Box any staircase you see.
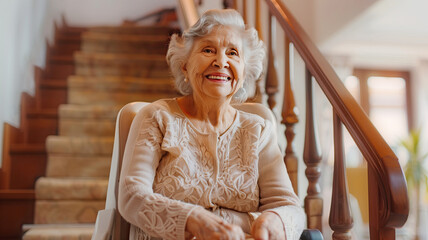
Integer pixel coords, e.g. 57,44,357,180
22,24,179,239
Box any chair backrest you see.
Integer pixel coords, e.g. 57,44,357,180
93,101,277,240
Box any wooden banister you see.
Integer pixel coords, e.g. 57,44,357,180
263,0,408,233
231,0,408,238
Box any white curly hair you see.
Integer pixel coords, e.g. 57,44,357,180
166,9,266,102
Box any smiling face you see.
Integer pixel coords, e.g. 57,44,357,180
182,26,245,101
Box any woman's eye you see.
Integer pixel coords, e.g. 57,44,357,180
203,48,214,53
229,49,239,56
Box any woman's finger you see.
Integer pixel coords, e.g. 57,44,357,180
252,226,269,240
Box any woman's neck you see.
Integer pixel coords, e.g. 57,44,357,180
177,94,237,134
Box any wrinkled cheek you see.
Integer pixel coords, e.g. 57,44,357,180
230,65,245,89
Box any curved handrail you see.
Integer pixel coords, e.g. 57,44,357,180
264,0,408,228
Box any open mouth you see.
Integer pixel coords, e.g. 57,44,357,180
206,74,232,81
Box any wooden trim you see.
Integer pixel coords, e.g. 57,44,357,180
264,0,408,230
353,68,413,131
0,123,12,189
0,189,35,199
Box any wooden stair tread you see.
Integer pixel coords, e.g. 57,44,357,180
40,80,68,89
82,31,170,42
56,34,82,43
74,51,167,61
49,55,74,63
27,108,58,118
23,224,94,239
9,144,46,153
87,25,179,35
23,223,94,231
0,189,35,199
59,104,120,119
59,26,87,34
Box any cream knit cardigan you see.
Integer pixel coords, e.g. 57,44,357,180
118,99,305,240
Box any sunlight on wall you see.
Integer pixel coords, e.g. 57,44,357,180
0,0,50,165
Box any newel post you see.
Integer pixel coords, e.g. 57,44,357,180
303,69,323,231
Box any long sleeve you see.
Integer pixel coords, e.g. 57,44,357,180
118,105,201,240
257,120,306,239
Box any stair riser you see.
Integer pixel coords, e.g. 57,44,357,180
46,136,113,156
75,66,171,78
9,153,47,189
82,42,168,54
35,201,105,224
27,118,58,144
36,178,107,200
40,87,67,109
59,104,120,120
46,155,110,178
59,120,115,137
51,43,81,55
46,63,75,79
88,26,177,35
68,91,178,105
0,192,35,239
68,78,176,93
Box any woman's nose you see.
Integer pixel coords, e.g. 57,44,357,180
212,53,229,68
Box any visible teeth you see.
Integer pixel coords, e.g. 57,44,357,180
207,75,229,81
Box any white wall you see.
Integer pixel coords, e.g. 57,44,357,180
282,0,315,40
314,0,377,43
0,0,51,165
48,0,175,26
0,0,185,166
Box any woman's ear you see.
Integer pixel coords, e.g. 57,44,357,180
181,63,188,79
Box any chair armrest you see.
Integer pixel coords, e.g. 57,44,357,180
91,209,116,240
299,229,323,240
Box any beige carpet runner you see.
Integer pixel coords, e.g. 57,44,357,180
23,25,179,240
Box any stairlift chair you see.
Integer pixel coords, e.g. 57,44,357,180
91,101,322,240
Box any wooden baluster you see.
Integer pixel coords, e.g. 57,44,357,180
303,68,323,231
281,36,298,195
250,0,264,103
255,0,262,41
242,0,247,23
265,13,278,110
329,112,353,239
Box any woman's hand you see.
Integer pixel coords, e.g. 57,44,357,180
251,212,286,240
186,207,245,240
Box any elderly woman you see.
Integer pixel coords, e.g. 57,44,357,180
118,9,305,240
